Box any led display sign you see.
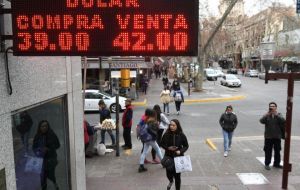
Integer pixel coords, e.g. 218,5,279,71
11,0,198,56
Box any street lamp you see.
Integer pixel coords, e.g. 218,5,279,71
260,41,275,84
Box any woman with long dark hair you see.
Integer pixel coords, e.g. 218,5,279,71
33,120,60,190
161,119,189,190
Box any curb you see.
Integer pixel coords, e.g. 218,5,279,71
132,99,147,106
185,95,246,104
206,138,217,151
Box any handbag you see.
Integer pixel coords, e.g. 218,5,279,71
24,156,44,174
174,155,192,173
161,155,174,171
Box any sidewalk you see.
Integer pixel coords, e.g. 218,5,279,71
86,77,300,190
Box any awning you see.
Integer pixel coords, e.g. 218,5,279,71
282,56,300,63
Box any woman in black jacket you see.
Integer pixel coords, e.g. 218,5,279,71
161,119,189,190
33,120,60,190
219,105,238,157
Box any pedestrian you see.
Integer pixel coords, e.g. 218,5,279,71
149,105,170,163
136,108,154,164
138,109,163,172
122,99,133,150
160,86,171,115
98,100,115,146
153,104,170,145
33,120,60,190
219,105,238,157
161,119,189,190
162,75,169,87
173,89,184,115
260,102,285,170
171,78,180,91
141,76,148,95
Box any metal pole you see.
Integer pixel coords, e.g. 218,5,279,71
282,75,294,189
83,57,88,110
115,78,120,157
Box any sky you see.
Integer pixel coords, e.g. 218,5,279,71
201,0,296,17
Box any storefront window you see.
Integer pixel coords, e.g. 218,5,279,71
12,97,70,190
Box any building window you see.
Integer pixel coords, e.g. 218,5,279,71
12,97,70,190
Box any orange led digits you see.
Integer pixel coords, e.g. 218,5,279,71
174,32,188,51
76,33,89,51
113,32,130,50
59,32,73,51
12,0,198,56
18,33,31,50
132,32,146,51
157,32,170,51
34,33,49,50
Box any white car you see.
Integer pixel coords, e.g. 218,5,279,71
204,68,218,81
84,90,127,112
220,74,242,87
245,69,259,77
214,69,225,77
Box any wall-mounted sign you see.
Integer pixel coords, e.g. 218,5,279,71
0,168,7,190
11,0,198,56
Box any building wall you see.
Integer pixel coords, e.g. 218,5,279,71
0,55,85,189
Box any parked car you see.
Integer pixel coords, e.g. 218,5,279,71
245,69,259,77
84,89,127,112
220,74,242,87
258,70,277,80
227,68,238,74
204,68,218,81
214,69,225,77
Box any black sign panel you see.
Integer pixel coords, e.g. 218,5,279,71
11,0,199,56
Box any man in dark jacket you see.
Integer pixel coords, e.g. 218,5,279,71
260,102,285,170
99,100,115,145
122,99,133,149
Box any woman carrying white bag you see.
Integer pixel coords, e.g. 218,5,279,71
161,119,189,190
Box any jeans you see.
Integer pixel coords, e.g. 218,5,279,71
222,129,233,152
100,129,115,145
139,141,163,165
163,103,169,113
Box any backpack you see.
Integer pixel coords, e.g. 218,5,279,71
174,92,182,101
139,124,152,142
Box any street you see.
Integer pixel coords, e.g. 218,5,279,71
85,75,300,190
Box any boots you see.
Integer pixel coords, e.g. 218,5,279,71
138,165,147,173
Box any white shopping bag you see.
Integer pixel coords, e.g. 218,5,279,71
174,155,192,173
24,156,44,174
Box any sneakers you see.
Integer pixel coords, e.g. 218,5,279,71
167,181,173,190
138,165,147,173
152,159,160,164
224,151,228,157
144,159,153,164
228,146,231,151
177,111,180,115
265,165,271,170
